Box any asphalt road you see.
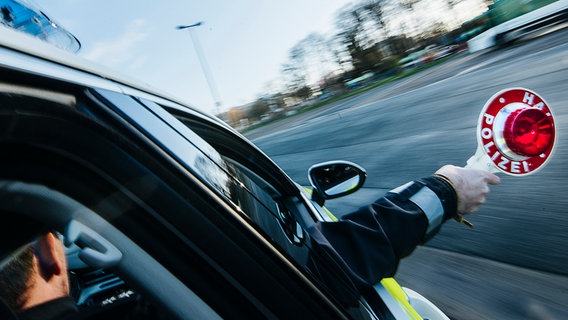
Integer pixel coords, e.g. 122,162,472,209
245,26,568,319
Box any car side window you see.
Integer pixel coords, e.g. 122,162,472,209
223,158,309,261
94,90,311,266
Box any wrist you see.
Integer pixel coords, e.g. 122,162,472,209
421,175,458,221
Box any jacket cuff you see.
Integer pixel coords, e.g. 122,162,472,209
419,175,458,221
388,175,457,240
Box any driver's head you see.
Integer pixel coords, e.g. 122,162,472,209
0,232,70,311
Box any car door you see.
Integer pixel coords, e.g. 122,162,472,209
159,101,388,319
0,71,355,319
89,88,374,319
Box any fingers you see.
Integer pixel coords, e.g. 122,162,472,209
467,190,487,213
435,165,500,215
484,171,501,185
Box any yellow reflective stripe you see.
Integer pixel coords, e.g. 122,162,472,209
381,278,423,320
303,186,339,222
322,206,338,222
304,186,423,318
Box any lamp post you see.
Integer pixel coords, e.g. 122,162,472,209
176,22,222,115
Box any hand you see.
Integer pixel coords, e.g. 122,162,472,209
435,165,501,215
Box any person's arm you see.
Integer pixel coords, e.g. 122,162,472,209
307,165,500,291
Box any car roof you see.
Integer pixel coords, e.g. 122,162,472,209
0,25,229,128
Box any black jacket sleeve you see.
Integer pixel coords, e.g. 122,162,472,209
307,176,457,293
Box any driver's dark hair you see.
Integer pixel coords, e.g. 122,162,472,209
0,243,35,311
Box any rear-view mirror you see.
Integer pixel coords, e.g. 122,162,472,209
308,161,366,205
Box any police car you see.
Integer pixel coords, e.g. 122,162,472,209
0,3,450,319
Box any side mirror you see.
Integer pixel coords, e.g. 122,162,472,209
308,161,366,206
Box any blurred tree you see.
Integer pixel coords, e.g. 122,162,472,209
281,32,341,103
290,33,336,92
363,0,390,34
398,0,422,36
272,93,287,111
272,0,486,105
357,45,384,72
383,34,413,56
335,1,405,77
446,0,464,8
294,85,312,100
335,5,369,77
328,35,353,75
443,0,465,29
247,99,270,121
399,0,421,12
281,45,308,95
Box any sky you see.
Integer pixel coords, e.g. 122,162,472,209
28,0,485,116
26,0,357,115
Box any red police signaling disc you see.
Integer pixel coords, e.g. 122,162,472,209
477,88,555,175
